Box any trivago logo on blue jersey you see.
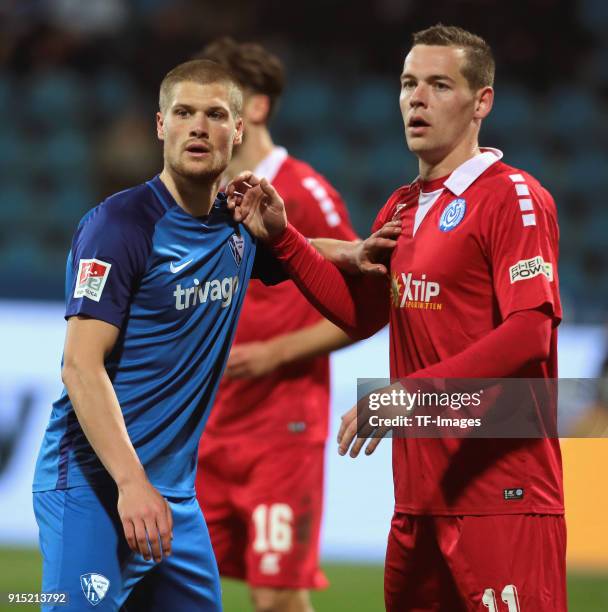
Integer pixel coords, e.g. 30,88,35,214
173,276,239,311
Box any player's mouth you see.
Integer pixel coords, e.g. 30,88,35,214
184,142,211,158
407,116,431,135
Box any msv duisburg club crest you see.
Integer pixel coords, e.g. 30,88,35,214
439,198,466,232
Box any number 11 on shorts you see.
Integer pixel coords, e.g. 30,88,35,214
482,585,520,611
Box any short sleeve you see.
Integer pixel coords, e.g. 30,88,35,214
251,242,288,286
65,204,151,329
485,177,562,323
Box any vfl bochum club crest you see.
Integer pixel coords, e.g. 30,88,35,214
439,198,466,232
80,573,110,606
228,233,245,266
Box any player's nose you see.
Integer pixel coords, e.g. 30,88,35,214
409,83,428,107
189,115,209,138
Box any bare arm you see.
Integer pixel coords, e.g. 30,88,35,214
225,318,352,379
62,316,172,562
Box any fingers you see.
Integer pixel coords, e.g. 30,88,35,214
337,408,358,456
133,518,153,561
166,499,173,536
157,504,173,560
374,221,401,237
225,363,250,379
359,262,388,276
123,519,137,555
227,171,260,194
364,428,390,455
144,515,164,563
259,177,279,199
349,435,367,458
369,237,400,249
337,402,391,457
337,407,355,444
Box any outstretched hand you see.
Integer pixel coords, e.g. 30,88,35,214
226,172,288,242
355,220,401,276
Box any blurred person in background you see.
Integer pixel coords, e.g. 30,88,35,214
195,38,357,612
31,59,286,611
227,24,566,611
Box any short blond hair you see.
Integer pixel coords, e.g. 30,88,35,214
159,59,243,116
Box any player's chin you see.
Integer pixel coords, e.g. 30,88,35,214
180,160,226,181
404,136,428,153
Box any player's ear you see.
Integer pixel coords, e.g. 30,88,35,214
244,94,271,125
156,111,165,141
474,86,493,120
233,117,244,146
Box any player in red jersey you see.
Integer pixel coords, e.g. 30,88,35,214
226,24,566,612
193,39,358,612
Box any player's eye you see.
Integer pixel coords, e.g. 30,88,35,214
208,110,226,120
401,80,416,90
175,108,189,118
434,82,450,91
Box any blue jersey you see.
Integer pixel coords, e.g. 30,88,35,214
33,175,276,497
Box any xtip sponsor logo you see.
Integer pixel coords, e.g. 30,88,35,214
509,256,553,284
391,272,442,311
439,198,466,232
80,573,110,606
74,259,111,302
174,276,238,311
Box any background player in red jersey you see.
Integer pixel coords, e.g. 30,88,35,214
194,39,358,612
226,24,566,612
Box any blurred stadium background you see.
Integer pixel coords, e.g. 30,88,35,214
0,0,607,610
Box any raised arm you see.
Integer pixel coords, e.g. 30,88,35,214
309,220,401,276
62,316,173,562
227,173,391,339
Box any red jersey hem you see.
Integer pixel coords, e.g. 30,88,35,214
393,503,565,516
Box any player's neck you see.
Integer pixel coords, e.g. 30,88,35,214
418,139,481,181
224,125,274,182
159,169,220,217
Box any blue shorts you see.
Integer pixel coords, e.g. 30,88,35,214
33,486,221,611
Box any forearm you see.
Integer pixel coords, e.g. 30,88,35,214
62,363,145,487
271,319,353,366
411,309,552,379
270,225,389,339
309,238,362,274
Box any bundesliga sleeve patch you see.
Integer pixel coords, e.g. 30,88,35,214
74,258,112,302
509,256,553,284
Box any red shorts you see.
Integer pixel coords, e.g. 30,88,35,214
384,513,567,611
196,436,328,590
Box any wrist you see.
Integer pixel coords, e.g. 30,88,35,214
115,464,147,491
269,335,290,367
267,222,290,246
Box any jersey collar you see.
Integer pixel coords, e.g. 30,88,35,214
443,147,503,196
254,146,288,182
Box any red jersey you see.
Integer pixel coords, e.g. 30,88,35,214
372,148,564,515
204,147,357,444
